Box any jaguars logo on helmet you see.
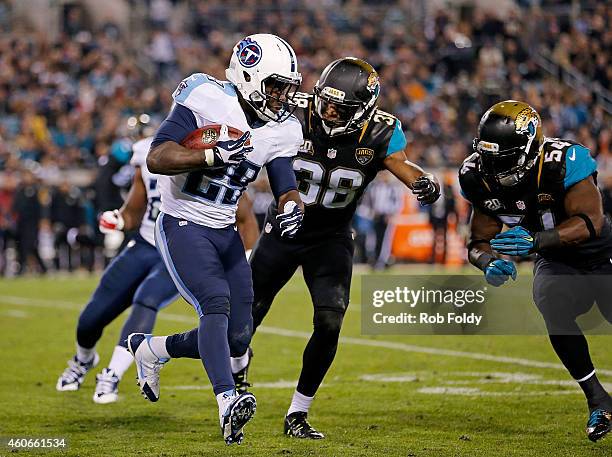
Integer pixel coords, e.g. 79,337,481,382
473,100,543,188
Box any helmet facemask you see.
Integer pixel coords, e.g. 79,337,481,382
247,73,301,123
313,85,374,136
474,133,540,188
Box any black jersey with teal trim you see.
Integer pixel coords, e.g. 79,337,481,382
459,138,612,268
267,92,407,240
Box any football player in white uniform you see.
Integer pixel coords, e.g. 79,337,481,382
56,116,179,403
126,34,304,444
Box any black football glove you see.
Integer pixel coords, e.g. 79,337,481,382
276,201,303,238
411,174,440,205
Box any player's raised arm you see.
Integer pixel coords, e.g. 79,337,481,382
383,150,440,204
99,135,154,234
99,167,148,234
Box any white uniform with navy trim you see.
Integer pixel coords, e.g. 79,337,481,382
158,73,303,228
130,136,161,246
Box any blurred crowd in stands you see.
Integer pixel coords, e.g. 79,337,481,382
0,0,610,275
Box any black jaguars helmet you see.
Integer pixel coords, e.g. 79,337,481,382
313,57,380,136
473,100,544,187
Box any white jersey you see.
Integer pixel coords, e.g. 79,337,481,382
158,73,303,228
130,137,161,246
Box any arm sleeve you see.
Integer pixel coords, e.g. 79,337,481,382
151,104,198,148
386,119,408,156
265,156,298,201
563,144,597,189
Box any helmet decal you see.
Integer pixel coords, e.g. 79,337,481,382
367,72,380,96
236,38,263,68
320,86,346,102
515,107,539,138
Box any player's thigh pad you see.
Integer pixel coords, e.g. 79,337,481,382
155,213,231,317
302,236,354,314
132,258,179,311
533,258,594,329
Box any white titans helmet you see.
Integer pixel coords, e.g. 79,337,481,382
226,33,302,122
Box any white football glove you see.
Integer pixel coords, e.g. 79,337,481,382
99,210,125,234
276,201,303,238
204,125,253,167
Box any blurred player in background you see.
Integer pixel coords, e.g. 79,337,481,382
141,57,441,439
55,115,179,402
460,100,612,442
126,34,304,444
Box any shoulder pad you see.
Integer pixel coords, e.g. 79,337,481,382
458,153,487,202
371,109,398,128
172,73,236,115
538,138,596,190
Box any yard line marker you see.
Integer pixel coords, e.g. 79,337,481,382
2,295,611,377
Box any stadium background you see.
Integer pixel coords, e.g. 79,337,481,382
0,1,612,456
0,0,610,275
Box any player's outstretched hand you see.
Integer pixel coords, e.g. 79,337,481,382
99,209,124,234
212,125,252,166
490,226,534,257
276,201,303,238
412,174,440,205
484,258,517,287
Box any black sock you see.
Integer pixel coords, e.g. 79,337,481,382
578,373,612,413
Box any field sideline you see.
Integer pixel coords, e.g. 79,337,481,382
1,265,611,457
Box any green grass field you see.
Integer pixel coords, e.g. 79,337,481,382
1,266,611,457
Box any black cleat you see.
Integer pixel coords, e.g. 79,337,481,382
233,347,253,395
587,409,611,442
284,412,325,439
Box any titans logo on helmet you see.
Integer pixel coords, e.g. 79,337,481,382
236,38,262,68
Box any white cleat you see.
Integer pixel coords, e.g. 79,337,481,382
221,392,257,445
126,333,168,402
56,353,100,391
93,368,120,404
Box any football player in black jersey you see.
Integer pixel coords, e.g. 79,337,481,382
459,100,612,442
133,57,440,439
241,58,439,439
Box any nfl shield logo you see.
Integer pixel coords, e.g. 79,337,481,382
201,128,218,145
327,148,337,159
355,148,374,165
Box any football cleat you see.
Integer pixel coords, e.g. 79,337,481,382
587,408,612,442
56,353,100,391
126,333,168,402
221,392,257,445
284,412,325,439
233,347,253,395
93,368,120,404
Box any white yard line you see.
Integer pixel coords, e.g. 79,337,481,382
2,294,612,377
0,309,29,318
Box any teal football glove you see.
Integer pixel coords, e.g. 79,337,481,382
490,226,534,257
484,258,517,287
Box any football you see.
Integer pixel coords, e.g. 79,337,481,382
180,124,249,149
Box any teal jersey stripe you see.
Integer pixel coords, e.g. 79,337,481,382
386,119,407,156
564,144,597,189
